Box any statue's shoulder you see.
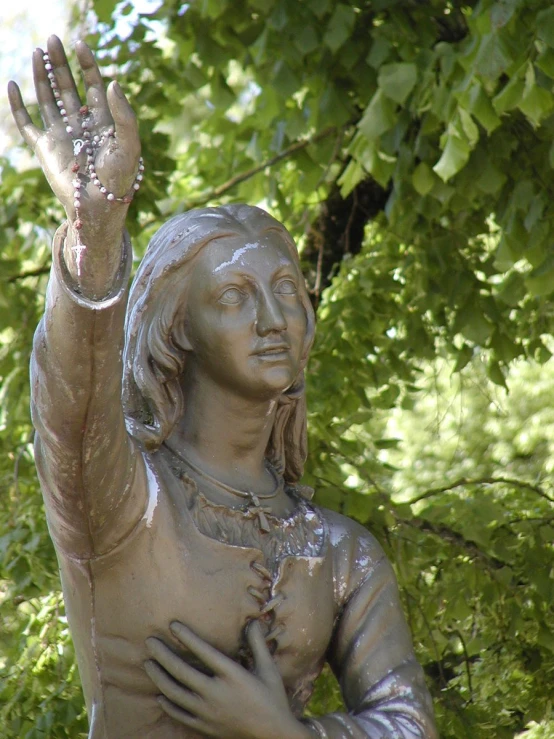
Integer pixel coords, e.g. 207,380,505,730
315,505,382,551
315,505,388,578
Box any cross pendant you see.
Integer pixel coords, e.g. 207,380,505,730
72,242,87,277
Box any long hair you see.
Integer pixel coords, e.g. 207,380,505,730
122,204,315,483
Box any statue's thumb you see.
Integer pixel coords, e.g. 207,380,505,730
247,620,278,683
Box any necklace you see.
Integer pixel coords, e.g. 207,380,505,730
171,448,283,534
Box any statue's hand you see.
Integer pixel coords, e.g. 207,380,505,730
145,621,315,739
7,35,140,226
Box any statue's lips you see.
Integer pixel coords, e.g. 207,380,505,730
252,344,290,359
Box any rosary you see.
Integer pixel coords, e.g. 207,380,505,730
43,52,144,276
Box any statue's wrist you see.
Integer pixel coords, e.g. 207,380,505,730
61,220,128,300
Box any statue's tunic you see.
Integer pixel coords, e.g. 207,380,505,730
30,225,437,739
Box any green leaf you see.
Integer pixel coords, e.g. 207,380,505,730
323,4,356,53
94,0,117,23
491,331,521,363
453,345,473,371
433,134,470,182
358,90,396,142
487,359,507,388
518,85,554,128
459,304,493,345
367,36,391,69
378,63,417,105
412,161,435,195
526,253,554,297
294,25,319,55
466,83,502,133
337,159,364,197
493,74,525,114
491,0,519,29
474,32,513,80
476,162,507,194
536,48,554,79
537,7,554,48
458,108,479,147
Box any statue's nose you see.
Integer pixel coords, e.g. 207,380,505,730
256,289,287,336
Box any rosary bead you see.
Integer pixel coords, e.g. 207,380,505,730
107,193,115,201
66,125,73,134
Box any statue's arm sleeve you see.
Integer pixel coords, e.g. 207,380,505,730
306,515,438,739
30,223,147,559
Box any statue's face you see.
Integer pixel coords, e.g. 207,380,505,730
182,232,309,400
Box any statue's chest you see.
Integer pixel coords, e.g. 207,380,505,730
92,481,337,689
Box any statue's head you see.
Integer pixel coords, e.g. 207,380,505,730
122,204,315,482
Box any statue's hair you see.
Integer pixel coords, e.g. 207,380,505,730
122,204,315,483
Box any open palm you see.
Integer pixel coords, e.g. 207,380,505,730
7,35,141,221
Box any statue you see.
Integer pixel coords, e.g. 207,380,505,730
8,36,438,739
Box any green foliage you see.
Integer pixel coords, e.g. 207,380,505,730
2,0,554,736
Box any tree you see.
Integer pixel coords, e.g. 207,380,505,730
1,0,554,736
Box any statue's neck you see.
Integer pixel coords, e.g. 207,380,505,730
167,371,278,495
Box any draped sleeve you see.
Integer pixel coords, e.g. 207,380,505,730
306,511,438,738
31,223,147,559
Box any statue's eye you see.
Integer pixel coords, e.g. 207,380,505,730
275,279,297,295
219,287,244,305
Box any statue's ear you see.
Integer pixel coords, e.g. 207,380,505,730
172,320,193,352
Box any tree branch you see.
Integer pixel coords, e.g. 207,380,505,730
184,125,344,209
406,476,554,506
401,515,509,570
7,265,51,283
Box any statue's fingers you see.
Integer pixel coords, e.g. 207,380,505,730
32,48,61,129
75,40,111,126
169,622,229,676
47,35,81,116
7,81,41,149
144,660,203,714
157,697,213,736
145,638,210,695
106,81,140,156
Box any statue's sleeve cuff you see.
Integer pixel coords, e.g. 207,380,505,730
52,221,133,310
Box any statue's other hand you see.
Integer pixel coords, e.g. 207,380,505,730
7,35,140,224
144,621,316,739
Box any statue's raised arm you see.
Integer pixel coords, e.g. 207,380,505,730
8,36,147,558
